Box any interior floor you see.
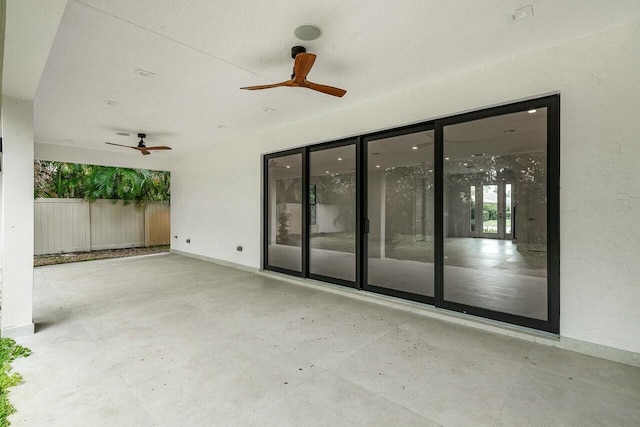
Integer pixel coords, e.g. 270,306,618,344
11,254,640,426
269,238,547,320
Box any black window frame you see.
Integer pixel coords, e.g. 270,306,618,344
262,147,306,278
261,94,560,333
306,137,360,289
361,122,436,305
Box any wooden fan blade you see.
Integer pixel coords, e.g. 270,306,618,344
304,81,346,97
140,149,151,155
240,81,293,91
144,146,172,150
293,53,316,83
105,142,137,149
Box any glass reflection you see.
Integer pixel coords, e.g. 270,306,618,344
267,154,302,271
309,145,357,282
367,130,434,296
443,108,548,320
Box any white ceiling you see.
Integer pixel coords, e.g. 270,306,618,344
4,0,640,158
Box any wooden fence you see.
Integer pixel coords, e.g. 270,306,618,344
34,199,170,255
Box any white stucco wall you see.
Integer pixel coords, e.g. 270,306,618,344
1,96,36,336
171,22,640,353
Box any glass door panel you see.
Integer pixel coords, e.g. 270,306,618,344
309,144,357,283
366,129,434,298
443,108,549,321
266,152,303,272
481,184,499,236
469,185,477,235
505,183,513,236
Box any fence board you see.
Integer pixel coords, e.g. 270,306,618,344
145,202,170,246
34,199,169,255
33,199,90,255
90,200,144,250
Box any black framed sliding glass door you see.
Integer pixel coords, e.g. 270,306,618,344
436,96,559,332
308,139,359,287
263,149,304,275
262,95,559,333
362,125,435,303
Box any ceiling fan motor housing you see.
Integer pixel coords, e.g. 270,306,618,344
137,133,146,147
291,46,306,59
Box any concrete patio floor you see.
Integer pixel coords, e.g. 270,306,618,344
9,254,640,426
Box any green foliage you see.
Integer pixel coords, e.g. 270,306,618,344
276,178,301,204
34,161,170,205
385,165,433,236
482,203,498,221
309,232,355,253
0,339,31,426
277,210,292,244
313,173,357,232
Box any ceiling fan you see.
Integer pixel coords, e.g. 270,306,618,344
268,159,287,168
241,46,346,97
105,133,172,156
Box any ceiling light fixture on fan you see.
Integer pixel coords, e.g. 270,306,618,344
241,46,346,97
268,159,291,169
105,133,172,156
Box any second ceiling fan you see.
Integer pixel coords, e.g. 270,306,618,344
241,46,346,98
105,133,171,156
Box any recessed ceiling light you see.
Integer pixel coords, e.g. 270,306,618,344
337,157,342,161
470,153,485,157
502,129,516,134
527,109,537,114
116,132,130,136
463,163,469,166
479,168,484,171
325,170,330,174
263,107,276,113
376,165,381,168
445,157,450,160
412,146,418,150
294,25,322,41
103,100,118,106
134,68,156,77
286,165,291,169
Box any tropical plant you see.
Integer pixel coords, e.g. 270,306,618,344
277,210,292,244
0,338,31,426
33,161,170,205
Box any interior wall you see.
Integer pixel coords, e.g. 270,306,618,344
171,22,640,353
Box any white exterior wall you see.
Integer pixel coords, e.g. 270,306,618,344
285,203,346,235
171,23,640,353
1,96,35,337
